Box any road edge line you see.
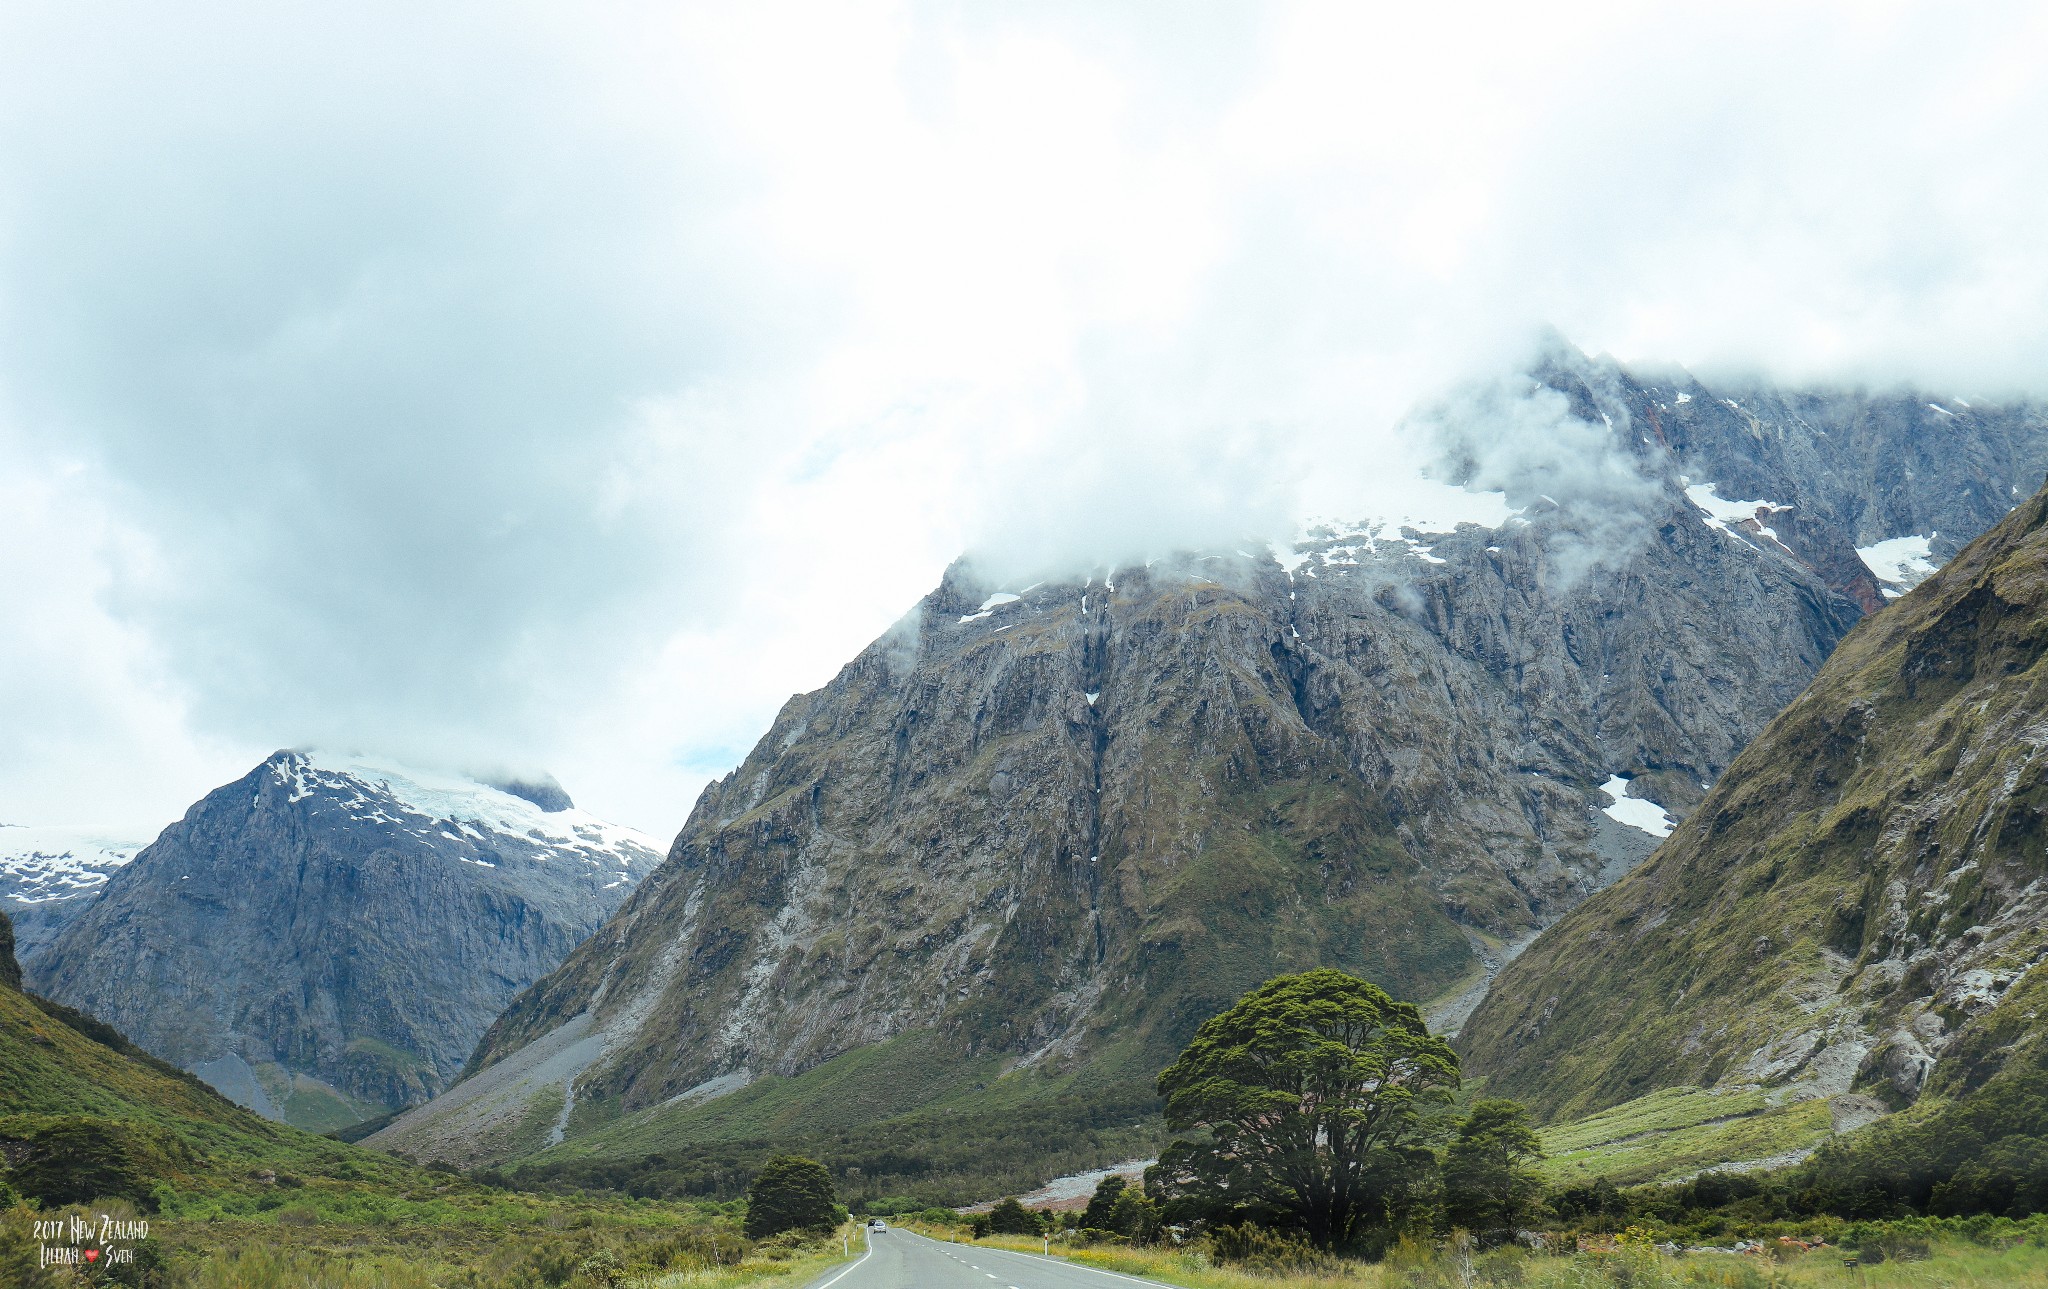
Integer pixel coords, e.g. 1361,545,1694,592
808,1232,876,1289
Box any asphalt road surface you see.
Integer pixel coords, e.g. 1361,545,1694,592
805,1228,1163,1289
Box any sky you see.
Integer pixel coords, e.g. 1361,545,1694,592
3,1,2047,839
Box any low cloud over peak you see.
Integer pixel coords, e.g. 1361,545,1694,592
4,2,2047,834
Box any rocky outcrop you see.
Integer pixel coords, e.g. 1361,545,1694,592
379,359,2048,1169
31,751,662,1130
1460,480,2048,1121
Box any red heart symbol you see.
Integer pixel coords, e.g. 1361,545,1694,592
85,1249,99,1262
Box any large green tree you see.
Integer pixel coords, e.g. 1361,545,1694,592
744,1155,838,1238
1441,1099,1546,1235
1151,968,1460,1250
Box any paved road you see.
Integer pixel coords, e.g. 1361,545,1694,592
806,1228,1162,1289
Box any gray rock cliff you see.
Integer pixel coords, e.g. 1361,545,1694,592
31,751,662,1131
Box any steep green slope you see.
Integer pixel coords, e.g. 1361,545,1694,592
0,908,391,1196
0,912,856,1283
1461,482,2048,1127
1535,1086,1841,1188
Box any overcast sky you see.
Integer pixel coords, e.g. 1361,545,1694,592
4,1,2047,838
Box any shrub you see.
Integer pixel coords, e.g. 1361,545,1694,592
1080,1175,1126,1231
1205,1223,1335,1273
743,1155,837,1239
1851,1232,1931,1263
988,1196,1046,1235
573,1249,626,1287
1109,1186,1160,1243
0,1115,186,1209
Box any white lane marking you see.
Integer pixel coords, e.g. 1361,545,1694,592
808,1235,876,1289
971,1239,1165,1286
909,1229,1179,1286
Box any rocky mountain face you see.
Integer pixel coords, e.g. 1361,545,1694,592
1459,480,2048,1125
375,355,2048,1172
30,751,662,1132
0,824,152,965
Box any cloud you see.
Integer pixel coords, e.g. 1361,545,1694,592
3,2,2047,833
0,433,250,830
1419,371,1666,588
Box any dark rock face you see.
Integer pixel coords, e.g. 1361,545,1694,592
30,752,661,1129
0,907,20,991
1459,482,2048,1121
1530,353,2048,610
380,360,2048,1168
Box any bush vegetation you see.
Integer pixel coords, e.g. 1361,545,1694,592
741,1154,838,1238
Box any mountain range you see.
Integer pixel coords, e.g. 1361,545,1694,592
368,355,2048,1188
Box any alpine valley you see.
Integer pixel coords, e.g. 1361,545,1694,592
361,353,2048,1200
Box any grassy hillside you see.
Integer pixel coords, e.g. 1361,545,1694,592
0,912,854,1285
0,970,318,1177
928,1220,2048,1289
1536,1087,1840,1188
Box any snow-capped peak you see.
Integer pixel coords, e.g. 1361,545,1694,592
273,751,664,872
0,824,156,904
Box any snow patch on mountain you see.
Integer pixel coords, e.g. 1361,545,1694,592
1301,484,1521,542
1599,775,1674,839
1684,482,1789,535
1857,535,1940,599
1278,485,1521,572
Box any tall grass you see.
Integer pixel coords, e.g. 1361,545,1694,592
918,1225,2048,1289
